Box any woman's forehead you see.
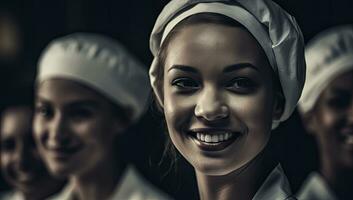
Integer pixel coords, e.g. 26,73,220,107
164,23,270,75
323,71,353,96
36,78,105,105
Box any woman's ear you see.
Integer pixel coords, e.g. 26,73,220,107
272,91,285,120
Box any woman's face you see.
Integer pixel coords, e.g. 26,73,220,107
1,106,62,195
33,79,121,177
309,70,353,169
161,23,279,175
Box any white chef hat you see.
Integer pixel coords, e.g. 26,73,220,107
37,33,150,122
299,25,353,114
149,0,305,128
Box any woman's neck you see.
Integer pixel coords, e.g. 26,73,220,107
21,188,62,200
71,152,127,200
20,180,65,200
195,147,277,200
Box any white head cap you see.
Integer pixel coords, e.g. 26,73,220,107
299,25,353,114
37,33,150,122
149,0,306,128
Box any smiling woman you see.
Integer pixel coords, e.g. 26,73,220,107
149,0,305,200
162,19,278,176
298,25,353,200
33,33,170,200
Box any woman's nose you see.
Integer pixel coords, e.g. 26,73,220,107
194,87,229,121
48,113,70,145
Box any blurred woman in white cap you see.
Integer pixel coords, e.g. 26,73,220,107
297,25,353,200
33,33,171,200
149,0,305,199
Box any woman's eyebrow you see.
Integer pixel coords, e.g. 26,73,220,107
330,88,352,96
167,65,199,73
35,96,99,108
223,63,259,73
35,95,50,104
67,100,100,108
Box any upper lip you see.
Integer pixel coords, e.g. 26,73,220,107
189,127,239,134
17,172,36,182
46,145,82,155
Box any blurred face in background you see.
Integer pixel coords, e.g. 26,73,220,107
1,106,63,196
33,78,123,178
308,70,353,169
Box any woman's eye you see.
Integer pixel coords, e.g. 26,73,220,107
171,78,200,90
1,138,15,152
327,95,351,110
225,77,257,92
69,108,94,120
35,105,53,118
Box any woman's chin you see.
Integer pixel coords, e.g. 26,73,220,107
46,161,76,178
192,159,250,176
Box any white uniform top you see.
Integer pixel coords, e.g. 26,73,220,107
253,164,296,200
0,191,24,200
49,166,172,200
297,172,337,200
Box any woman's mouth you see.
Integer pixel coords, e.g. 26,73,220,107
47,145,82,160
340,126,353,148
196,132,235,143
188,129,241,151
16,171,36,184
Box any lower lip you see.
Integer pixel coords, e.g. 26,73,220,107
17,174,36,184
190,135,238,151
18,178,36,185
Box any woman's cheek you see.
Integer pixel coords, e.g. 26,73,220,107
33,117,43,135
228,91,273,132
32,118,46,146
164,95,189,131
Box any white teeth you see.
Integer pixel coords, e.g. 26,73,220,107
205,135,212,142
195,132,235,143
212,135,218,143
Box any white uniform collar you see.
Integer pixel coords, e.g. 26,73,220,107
253,164,296,200
48,165,171,200
0,191,25,200
110,166,171,200
297,172,337,200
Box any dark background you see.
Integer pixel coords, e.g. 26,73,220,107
0,0,352,199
